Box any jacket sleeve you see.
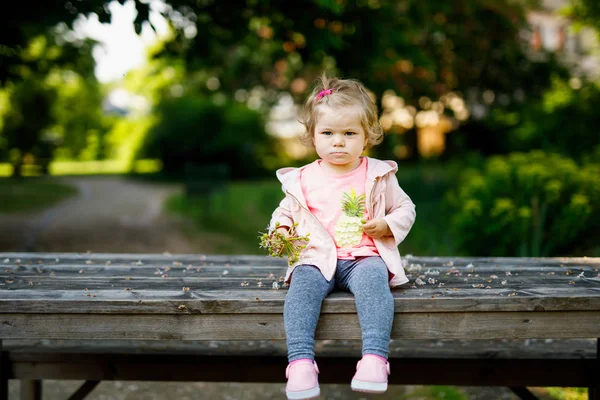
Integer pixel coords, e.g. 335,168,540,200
269,192,295,233
382,173,416,246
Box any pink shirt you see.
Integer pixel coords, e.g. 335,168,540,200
300,157,379,259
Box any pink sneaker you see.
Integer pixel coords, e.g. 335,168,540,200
350,355,390,393
285,359,320,400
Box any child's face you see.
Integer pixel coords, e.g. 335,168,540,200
313,104,368,174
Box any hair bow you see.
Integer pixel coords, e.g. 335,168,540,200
316,88,334,101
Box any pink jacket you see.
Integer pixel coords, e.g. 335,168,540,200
269,157,416,288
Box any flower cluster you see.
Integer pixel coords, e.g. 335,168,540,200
259,222,310,265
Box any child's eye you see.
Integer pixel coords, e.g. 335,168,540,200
345,131,356,136
322,131,332,136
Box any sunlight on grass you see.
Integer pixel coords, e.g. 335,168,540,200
531,387,588,400
400,385,467,400
0,160,162,177
0,164,11,177
0,180,78,213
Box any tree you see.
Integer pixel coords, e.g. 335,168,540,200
0,0,151,83
0,33,104,176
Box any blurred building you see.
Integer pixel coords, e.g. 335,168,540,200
526,0,599,79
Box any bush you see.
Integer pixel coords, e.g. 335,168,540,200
139,96,274,180
447,150,600,256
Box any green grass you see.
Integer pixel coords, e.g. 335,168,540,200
0,179,78,213
166,180,284,254
400,385,467,400
165,162,461,256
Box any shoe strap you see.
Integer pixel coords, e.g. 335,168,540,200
286,360,319,379
355,359,391,375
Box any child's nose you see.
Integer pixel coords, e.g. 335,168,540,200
333,134,345,145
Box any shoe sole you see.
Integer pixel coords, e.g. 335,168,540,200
286,385,320,400
351,379,387,393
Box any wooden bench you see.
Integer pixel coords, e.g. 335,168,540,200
1,253,598,400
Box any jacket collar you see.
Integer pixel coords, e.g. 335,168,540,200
275,157,398,207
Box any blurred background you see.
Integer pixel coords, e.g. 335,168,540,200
1,0,599,398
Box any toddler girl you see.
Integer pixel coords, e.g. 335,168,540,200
268,74,416,399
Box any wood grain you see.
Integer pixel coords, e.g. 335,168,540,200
1,311,599,340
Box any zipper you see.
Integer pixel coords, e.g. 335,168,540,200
368,177,379,217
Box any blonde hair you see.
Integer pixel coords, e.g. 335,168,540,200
299,73,383,149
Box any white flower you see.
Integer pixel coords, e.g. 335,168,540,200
427,278,436,285
415,278,426,286
222,270,229,275
408,264,422,273
272,282,279,290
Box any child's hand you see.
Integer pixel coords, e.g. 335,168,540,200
362,218,392,239
260,223,309,265
275,226,290,239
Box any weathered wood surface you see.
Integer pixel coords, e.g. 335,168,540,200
4,338,597,359
1,253,599,340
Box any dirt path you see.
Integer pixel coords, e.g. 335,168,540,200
0,177,232,254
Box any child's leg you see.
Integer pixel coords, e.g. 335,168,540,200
336,257,394,358
284,264,335,362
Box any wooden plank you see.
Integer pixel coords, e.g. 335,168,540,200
1,252,598,264
2,274,598,295
1,266,286,278
67,381,100,400
1,311,599,340
20,380,42,400
510,387,539,400
2,254,598,274
3,260,597,274
2,266,598,282
1,285,600,313
0,341,7,400
4,338,597,359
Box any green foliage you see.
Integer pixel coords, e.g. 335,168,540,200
399,385,467,400
102,116,157,170
0,33,106,175
140,95,274,179
447,151,600,256
544,387,588,400
563,0,600,33
151,0,542,105
0,0,150,83
507,77,600,160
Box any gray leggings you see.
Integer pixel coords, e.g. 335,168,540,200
284,256,394,362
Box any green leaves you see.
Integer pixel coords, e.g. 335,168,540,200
448,151,600,257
